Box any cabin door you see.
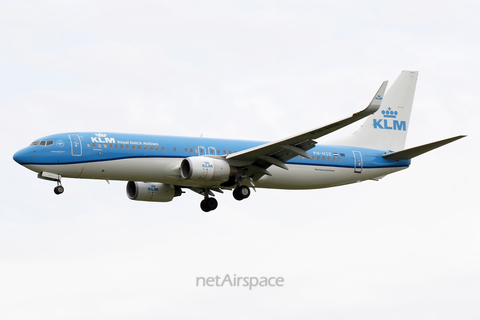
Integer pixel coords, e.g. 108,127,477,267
353,151,362,173
69,134,82,156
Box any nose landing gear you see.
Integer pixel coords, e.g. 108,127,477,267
37,172,65,195
54,183,64,195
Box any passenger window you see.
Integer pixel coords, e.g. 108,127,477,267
296,156,299,159
144,146,147,150
87,143,91,147
322,156,325,160
109,144,113,148
327,156,331,161
126,145,129,149
190,148,193,153
316,156,320,160
103,144,107,148
98,144,102,148
155,147,159,151
120,144,124,149
223,150,226,154
161,147,165,151
185,148,188,152
338,157,341,162
150,146,153,150
93,143,96,147
195,148,198,153
173,147,177,152
333,157,336,161
217,150,221,155
228,150,232,154
115,144,118,149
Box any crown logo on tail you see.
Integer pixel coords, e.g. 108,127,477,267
382,107,398,118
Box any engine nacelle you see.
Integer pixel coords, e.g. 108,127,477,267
180,156,236,182
126,181,182,202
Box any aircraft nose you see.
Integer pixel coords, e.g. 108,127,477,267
13,148,34,165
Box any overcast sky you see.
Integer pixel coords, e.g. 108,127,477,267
1,1,479,319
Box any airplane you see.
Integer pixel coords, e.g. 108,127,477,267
13,71,465,212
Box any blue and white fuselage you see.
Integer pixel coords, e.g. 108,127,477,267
12,71,465,211
13,132,410,189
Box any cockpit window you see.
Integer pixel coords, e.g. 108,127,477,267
30,140,53,147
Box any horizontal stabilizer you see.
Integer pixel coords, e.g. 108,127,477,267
382,135,466,161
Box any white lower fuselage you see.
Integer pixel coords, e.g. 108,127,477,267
24,157,407,190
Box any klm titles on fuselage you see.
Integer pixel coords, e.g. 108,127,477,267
373,108,406,131
91,136,116,143
90,134,159,146
91,133,115,143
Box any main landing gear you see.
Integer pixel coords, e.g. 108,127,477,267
233,185,250,201
200,188,218,212
200,197,218,212
198,185,251,212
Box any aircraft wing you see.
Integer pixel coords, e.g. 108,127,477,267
225,81,388,180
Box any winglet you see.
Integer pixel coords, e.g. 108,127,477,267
359,80,388,116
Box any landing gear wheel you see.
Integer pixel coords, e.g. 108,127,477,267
54,185,64,195
200,197,218,212
233,189,242,201
233,186,250,201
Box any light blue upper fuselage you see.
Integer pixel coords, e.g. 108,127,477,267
13,132,411,170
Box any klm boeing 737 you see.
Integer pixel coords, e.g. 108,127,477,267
13,71,465,212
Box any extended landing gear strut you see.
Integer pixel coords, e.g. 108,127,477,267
37,172,64,195
200,189,218,212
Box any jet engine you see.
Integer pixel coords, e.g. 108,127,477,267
126,181,182,202
180,156,236,182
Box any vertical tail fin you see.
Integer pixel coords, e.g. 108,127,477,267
330,71,419,151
